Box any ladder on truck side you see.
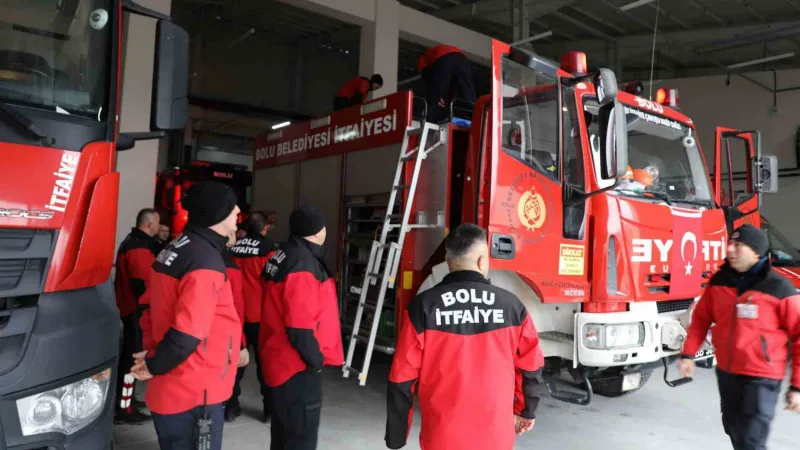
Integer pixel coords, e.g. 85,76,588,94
342,121,445,386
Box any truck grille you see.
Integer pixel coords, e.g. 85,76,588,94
0,229,55,297
657,299,694,314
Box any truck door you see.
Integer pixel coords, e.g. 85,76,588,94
714,127,761,231
486,40,590,303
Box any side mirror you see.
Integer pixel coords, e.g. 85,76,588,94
152,20,189,131
599,100,628,180
752,154,778,194
118,19,188,151
593,68,619,105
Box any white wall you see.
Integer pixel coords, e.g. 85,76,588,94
666,69,800,244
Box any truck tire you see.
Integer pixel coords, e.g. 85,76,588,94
590,368,652,398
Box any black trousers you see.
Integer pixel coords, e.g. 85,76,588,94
152,403,224,450
716,368,781,450
268,370,323,450
421,52,476,123
116,314,141,408
333,95,362,111
228,322,269,410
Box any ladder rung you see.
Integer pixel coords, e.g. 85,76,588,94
394,184,410,190
386,214,402,220
360,302,377,311
400,155,417,162
344,366,361,376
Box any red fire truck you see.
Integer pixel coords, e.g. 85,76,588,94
154,160,252,238
0,1,188,448
339,40,779,403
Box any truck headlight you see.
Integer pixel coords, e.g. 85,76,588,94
583,323,645,350
16,368,110,436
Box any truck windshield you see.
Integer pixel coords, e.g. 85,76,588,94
0,0,112,118
763,221,800,267
614,104,712,206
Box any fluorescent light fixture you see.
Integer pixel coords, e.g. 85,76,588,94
271,121,291,130
726,52,795,70
620,0,657,11
512,31,554,46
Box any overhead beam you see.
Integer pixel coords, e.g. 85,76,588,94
431,0,579,26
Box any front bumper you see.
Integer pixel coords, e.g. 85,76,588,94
575,301,714,368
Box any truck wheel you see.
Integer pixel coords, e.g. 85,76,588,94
590,368,652,398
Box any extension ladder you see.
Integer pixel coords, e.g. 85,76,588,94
342,121,446,386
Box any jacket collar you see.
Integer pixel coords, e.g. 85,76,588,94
130,227,153,241
288,235,325,260
183,224,228,254
442,270,490,285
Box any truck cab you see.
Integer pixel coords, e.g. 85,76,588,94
413,40,779,402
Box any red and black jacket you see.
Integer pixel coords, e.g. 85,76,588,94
682,260,800,392
224,252,247,349
416,44,466,73
141,224,242,415
385,271,544,450
114,228,158,318
230,233,276,323
335,76,371,103
259,236,344,387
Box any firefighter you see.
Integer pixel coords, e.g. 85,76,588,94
225,230,251,383
333,74,383,111
417,44,476,123
226,211,278,423
385,223,545,450
260,204,344,450
130,181,242,450
679,224,800,450
114,208,160,425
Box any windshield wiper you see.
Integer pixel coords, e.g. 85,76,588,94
0,101,55,146
674,198,714,208
642,191,673,206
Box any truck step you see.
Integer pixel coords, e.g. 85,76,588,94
661,358,693,387
546,372,592,406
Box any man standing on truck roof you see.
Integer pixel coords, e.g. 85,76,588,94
333,74,384,111
130,181,243,450
114,208,160,425
680,224,800,450
226,211,278,423
385,223,545,450
260,204,344,450
417,44,476,123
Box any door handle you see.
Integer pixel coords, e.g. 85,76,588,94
491,234,515,260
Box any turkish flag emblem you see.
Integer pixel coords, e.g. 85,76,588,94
670,210,704,298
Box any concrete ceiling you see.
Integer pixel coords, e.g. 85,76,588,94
175,0,800,82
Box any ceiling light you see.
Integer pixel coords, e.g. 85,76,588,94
272,121,291,130
620,0,657,11
726,52,795,70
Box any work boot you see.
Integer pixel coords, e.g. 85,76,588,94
224,403,241,423
114,408,152,425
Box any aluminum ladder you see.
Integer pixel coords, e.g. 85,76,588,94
342,121,445,386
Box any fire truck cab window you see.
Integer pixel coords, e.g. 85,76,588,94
500,57,559,181
587,100,712,207
763,220,800,266
0,0,112,118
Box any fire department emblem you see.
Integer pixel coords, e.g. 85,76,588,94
517,186,546,231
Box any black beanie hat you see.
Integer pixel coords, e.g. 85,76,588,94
730,224,768,257
289,204,326,237
182,181,238,227
370,74,383,87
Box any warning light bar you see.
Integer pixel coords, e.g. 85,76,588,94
560,51,587,76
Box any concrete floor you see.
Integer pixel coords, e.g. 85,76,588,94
113,353,797,449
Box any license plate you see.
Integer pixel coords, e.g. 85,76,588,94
694,347,715,359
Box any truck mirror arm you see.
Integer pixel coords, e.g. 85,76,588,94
122,0,172,20
117,131,167,151
564,179,621,207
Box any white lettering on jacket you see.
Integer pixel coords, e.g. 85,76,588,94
436,288,504,326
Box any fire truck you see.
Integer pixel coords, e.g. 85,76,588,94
0,1,188,448
340,40,779,403
154,160,252,238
